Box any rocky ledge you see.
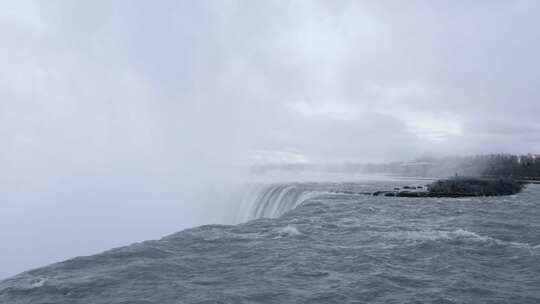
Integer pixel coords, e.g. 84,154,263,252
373,177,525,198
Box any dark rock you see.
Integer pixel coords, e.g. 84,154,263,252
427,177,525,197
372,177,523,199
396,191,428,197
373,191,396,196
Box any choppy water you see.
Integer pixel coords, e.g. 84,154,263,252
2,181,540,303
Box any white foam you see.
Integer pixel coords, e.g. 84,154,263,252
14,276,47,290
386,229,493,243
450,229,489,241
273,225,301,238
30,278,46,288
386,228,540,252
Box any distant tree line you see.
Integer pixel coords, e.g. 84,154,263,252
466,154,540,179
250,153,540,180
362,154,540,180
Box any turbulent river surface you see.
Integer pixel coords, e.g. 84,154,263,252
1,181,540,304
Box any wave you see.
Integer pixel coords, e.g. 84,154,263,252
386,228,540,251
271,225,302,238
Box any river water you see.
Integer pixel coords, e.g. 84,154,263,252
1,181,539,303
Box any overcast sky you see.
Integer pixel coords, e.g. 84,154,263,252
1,0,540,278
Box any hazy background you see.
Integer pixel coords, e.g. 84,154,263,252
1,0,540,278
